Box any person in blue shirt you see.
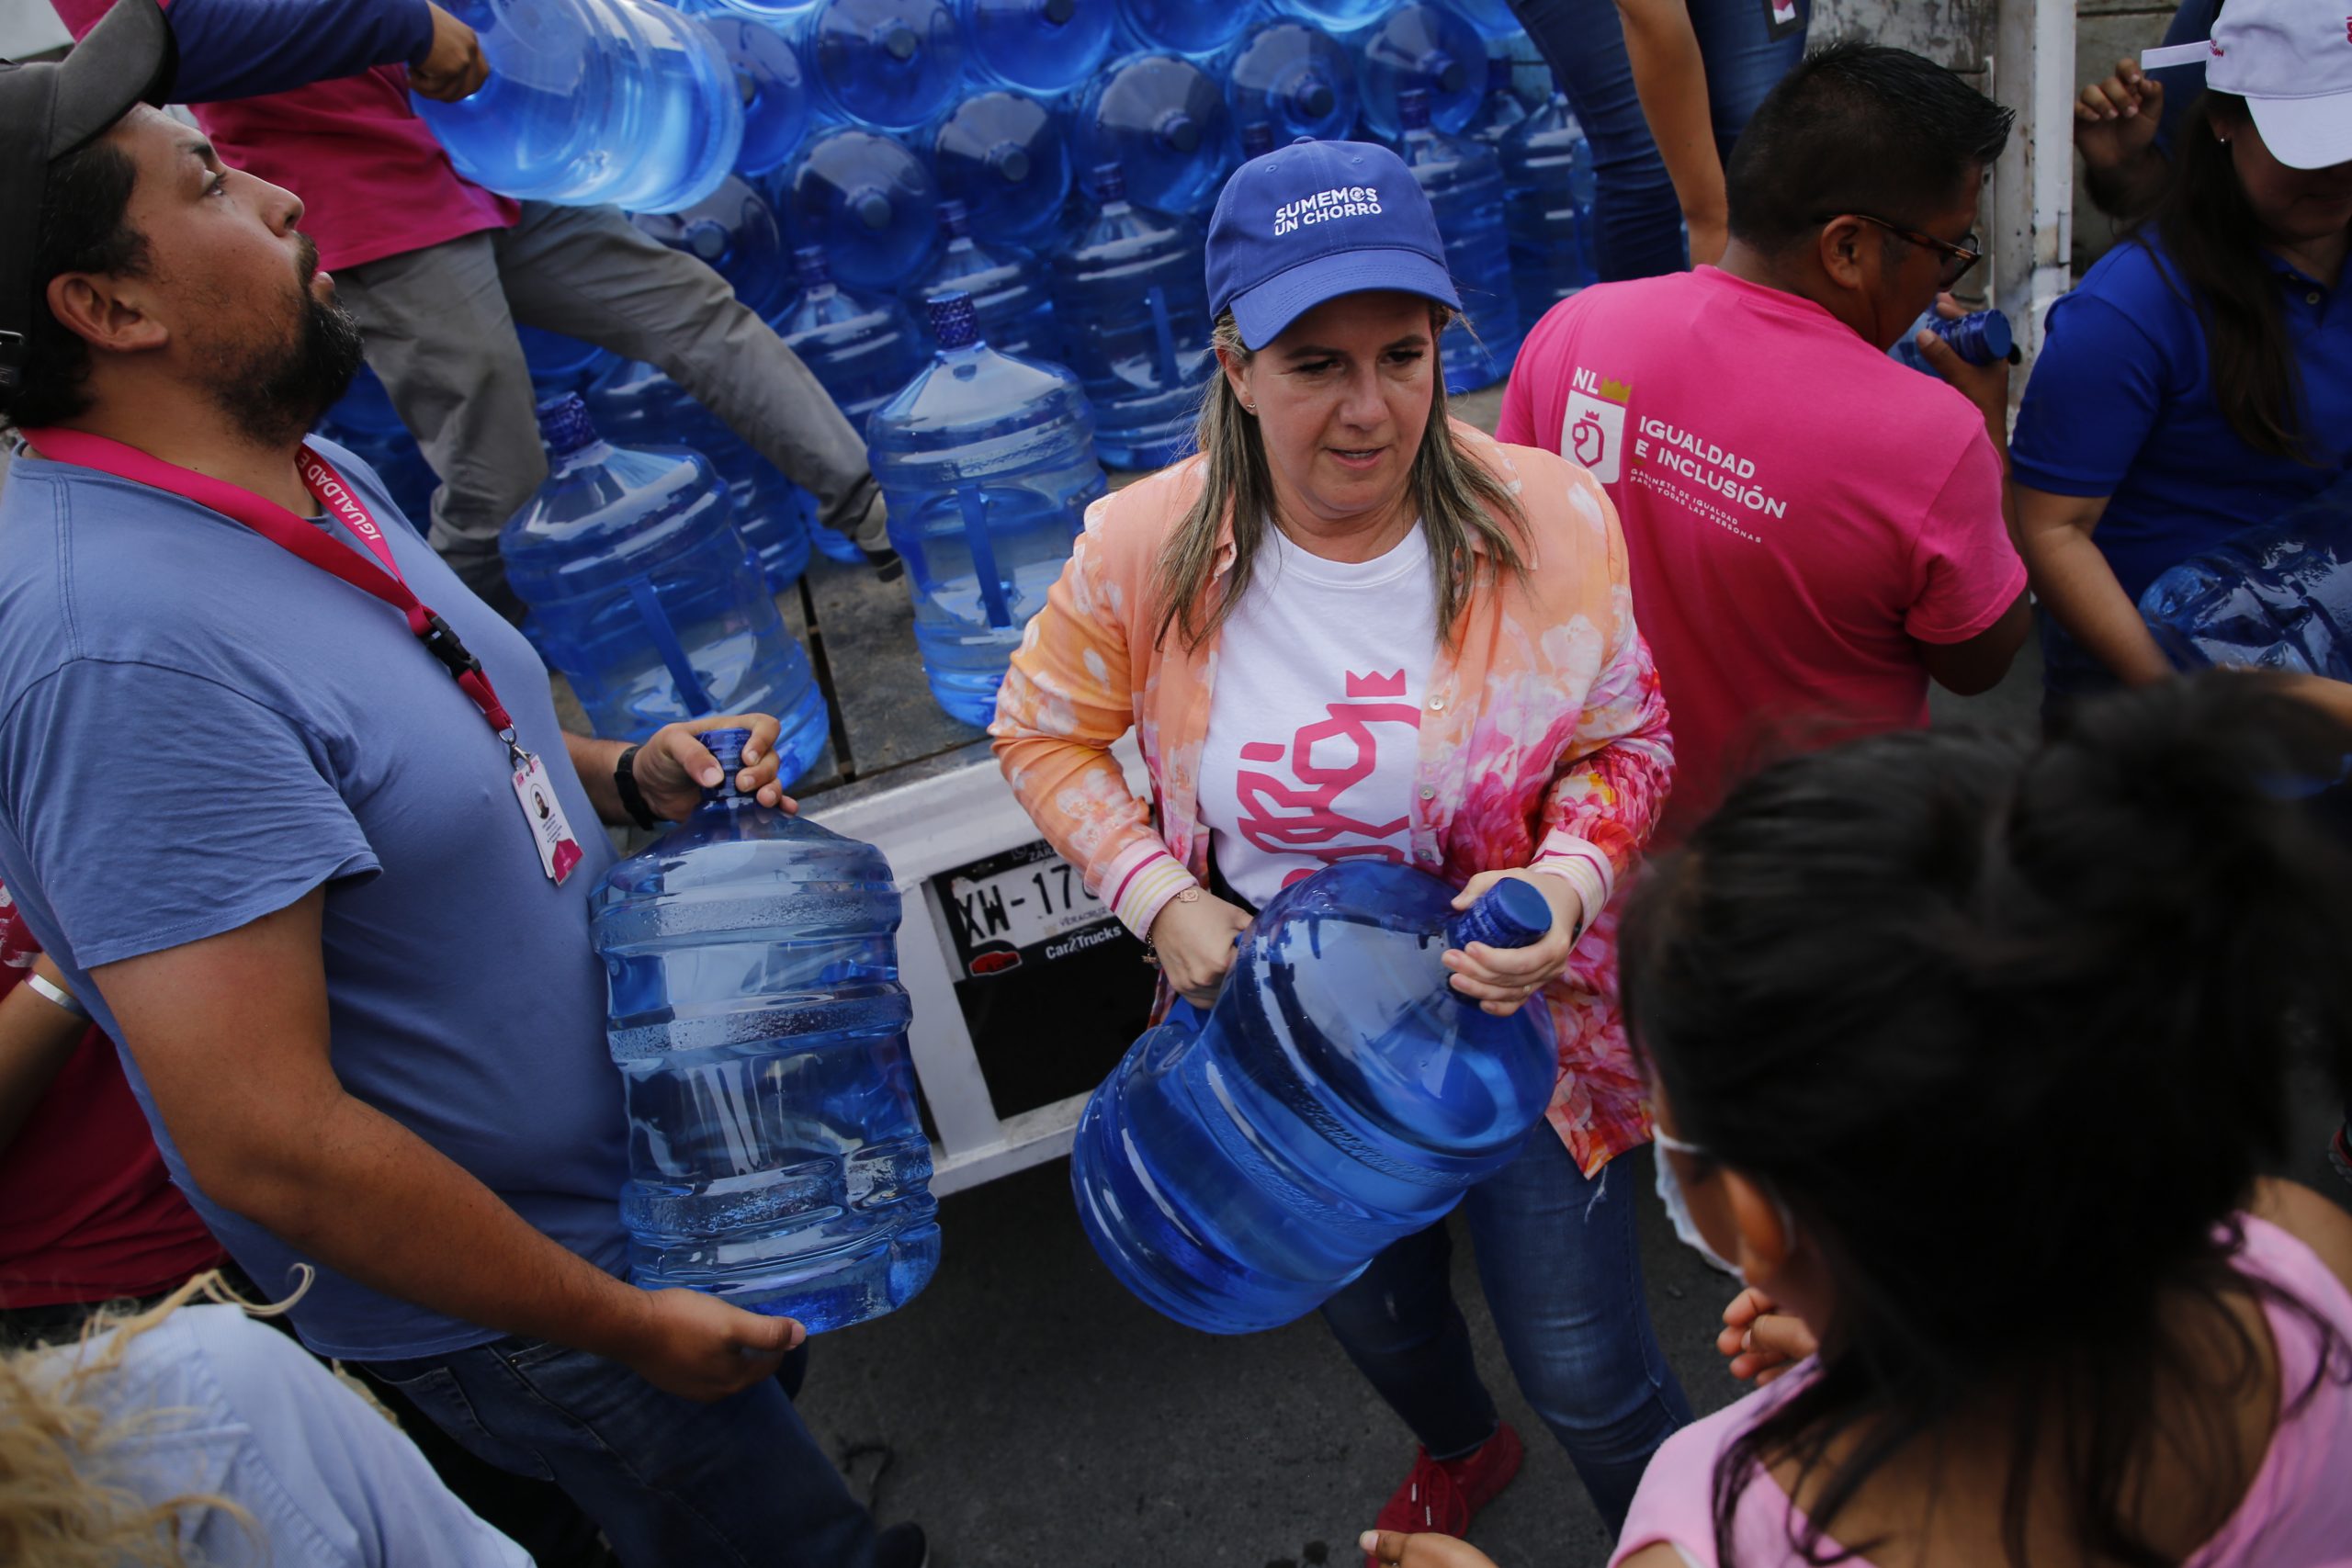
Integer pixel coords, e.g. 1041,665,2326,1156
0,10,924,1566
2012,0,2352,710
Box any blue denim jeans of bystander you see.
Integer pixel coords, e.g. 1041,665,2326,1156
365,1335,876,1568
1509,0,1810,281
1319,1132,1692,1536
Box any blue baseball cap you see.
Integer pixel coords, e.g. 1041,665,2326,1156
1205,138,1460,352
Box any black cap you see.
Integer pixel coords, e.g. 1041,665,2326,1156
0,0,177,391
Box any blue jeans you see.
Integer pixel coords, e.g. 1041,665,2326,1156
366,1336,875,1568
1319,1133,1691,1536
1509,0,1810,280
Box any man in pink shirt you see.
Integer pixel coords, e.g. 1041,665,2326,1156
51,0,891,616
1498,40,2030,842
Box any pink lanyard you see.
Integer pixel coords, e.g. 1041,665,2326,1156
22,429,522,748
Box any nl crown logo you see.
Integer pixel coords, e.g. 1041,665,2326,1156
1563,368,1633,484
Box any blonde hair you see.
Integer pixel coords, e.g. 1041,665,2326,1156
1150,305,1529,653
0,1267,344,1567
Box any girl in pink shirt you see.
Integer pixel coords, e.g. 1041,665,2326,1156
1366,672,2352,1568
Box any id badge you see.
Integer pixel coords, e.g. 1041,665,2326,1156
1761,0,1804,39
511,750,586,885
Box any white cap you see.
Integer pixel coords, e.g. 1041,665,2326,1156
2142,0,2352,170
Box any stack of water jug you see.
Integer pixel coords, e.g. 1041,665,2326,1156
312,0,1600,760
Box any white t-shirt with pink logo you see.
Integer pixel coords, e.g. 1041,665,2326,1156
1198,520,1438,909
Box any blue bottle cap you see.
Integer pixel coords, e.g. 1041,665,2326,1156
928,290,980,349
1093,161,1127,201
1451,877,1553,951
1241,121,1275,158
792,244,831,287
535,393,599,457
700,727,752,765
938,197,973,238
1398,88,1432,131
1041,0,1075,20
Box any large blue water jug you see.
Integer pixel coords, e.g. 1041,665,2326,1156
318,366,437,530
1049,163,1214,470
1072,52,1238,218
912,202,1057,363
1116,0,1252,57
772,245,924,433
957,0,1114,93
1072,864,1559,1333
1397,90,1517,391
869,293,1104,726
2141,478,2352,679
695,13,809,176
582,357,813,592
797,0,963,130
774,125,941,291
1889,308,2014,375
1269,0,1388,28
593,727,939,1332
1502,91,1597,333
633,175,793,319
1359,1,1486,140
500,396,831,773
414,0,742,213
1465,49,1531,144
1226,20,1360,145
688,0,820,17
932,88,1072,247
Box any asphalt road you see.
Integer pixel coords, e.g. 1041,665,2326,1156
790,389,2352,1568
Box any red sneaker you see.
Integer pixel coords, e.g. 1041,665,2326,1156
1364,1423,1524,1564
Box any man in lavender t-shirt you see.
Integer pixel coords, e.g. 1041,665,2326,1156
1499,42,2030,842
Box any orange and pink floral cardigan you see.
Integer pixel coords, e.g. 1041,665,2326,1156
989,421,1673,1177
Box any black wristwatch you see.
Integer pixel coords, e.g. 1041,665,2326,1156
613,744,660,829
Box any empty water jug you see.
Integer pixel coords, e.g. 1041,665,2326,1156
775,125,941,291
1072,863,1560,1334
932,88,1073,247
501,396,831,773
1116,0,1253,58
1073,52,1237,217
2141,479,2352,679
773,245,924,433
1227,20,1360,145
1397,91,1517,391
798,0,963,130
1890,308,2013,375
1502,92,1597,332
1464,48,1531,144
1050,164,1214,469
912,202,1057,362
869,293,1103,726
695,12,809,176
415,0,742,214
582,357,812,592
594,728,940,1332
633,175,793,319
1359,1,1486,140
957,0,1114,93
1270,0,1388,28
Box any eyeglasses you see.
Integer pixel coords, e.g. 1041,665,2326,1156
1845,213,1984,288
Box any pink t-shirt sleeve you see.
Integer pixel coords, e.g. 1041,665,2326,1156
1902,432,2027,646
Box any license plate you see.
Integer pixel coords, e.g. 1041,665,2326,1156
938,840,1119,976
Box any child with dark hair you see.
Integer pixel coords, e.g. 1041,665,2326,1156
1363,671,2352,1567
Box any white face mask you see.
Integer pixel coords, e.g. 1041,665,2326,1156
1652,1130,1747,1280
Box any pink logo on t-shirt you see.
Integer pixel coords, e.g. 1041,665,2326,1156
1233,671,1421,886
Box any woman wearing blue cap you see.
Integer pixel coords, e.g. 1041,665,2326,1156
994,139,1690,1547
